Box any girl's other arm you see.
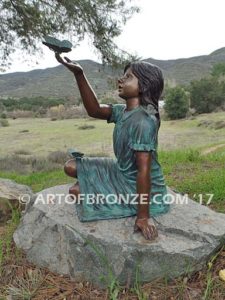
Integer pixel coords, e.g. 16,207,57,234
134,151,158,240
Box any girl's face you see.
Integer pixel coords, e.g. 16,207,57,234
118,67,139,100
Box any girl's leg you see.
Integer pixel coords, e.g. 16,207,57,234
69,182,80,196
64,159,77,178
64,160,82,202
69,182,81,203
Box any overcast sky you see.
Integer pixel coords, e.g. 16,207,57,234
5,0,225,73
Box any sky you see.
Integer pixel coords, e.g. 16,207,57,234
5,0,225,73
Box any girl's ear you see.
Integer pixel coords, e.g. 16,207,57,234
139,85,146,94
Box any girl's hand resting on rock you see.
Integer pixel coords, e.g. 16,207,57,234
134,217,158,240
55,53,83,76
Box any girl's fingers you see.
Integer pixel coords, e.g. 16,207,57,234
142,228,149,239
146,228,152,240
55,53,64,64
64,56,72,63
145,225,158,240
149,226,156,238
154,227,158,237
133,221,158,240
133,223,141,233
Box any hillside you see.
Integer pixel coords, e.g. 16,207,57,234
0,60,117,100
1,47,225,99
145,47,225,85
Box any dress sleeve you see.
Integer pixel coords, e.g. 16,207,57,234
107,104,126,124
130,116,158,152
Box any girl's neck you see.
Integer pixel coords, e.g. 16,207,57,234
125,98,140,111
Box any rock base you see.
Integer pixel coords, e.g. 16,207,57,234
13,184,225,287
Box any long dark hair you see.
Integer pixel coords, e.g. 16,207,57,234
124,61,164,121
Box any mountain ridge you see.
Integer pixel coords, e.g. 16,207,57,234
1,47,225,99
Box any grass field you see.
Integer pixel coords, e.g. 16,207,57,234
0,112,225,299
0,111,225,157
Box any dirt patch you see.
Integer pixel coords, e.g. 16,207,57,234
201,144,225,155
198,119,225,130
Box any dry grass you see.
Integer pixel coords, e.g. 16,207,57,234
0,211,224,300
0,111,225,157
0,235,224,299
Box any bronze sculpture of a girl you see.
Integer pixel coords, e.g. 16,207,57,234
55,53,170,241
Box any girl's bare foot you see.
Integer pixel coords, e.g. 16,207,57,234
69,182,81,203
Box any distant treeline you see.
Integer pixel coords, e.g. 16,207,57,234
0,97,69,112
164,63,225,119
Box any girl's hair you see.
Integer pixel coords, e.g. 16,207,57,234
124,61,164,121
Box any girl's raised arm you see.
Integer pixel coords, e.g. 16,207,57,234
55,53,112,120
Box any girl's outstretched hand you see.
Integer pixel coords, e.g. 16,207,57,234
55,53,83,76
134,217,158,240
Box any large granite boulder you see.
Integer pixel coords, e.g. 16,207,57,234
0,178,33,201
0,178,34,223
13,184,225,287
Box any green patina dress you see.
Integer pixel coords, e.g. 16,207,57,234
75,104,170,221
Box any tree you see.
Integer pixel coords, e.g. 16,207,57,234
0,0,139,69
211,63,225,78
189,78,224,113
164,86,189,119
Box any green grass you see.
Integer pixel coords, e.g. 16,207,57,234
0,148,224,214
0,200,22,276
0,170,73,193
0,147,224,213
159,149,225,212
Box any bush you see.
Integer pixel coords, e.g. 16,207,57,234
0,155,30,174
78,124,95,130
0,154,64,174
189,78,225,114
14,149,32,155
1,112,7,119
7,110,35,118
88,152,110,157
0,97,67,112
47,151,70,164
0,119,9,127
47,105,88,119
164,87,189,119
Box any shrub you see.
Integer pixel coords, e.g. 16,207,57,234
19,129,29,133
0,119,9,127
164,87,189,119
1,112,7,119
189,77,225,113
88,152,110,157
0,155,30,174
78,124,95,130
47,151,70,164
47,105,88,119
14,149,31,155
7,110,35,118
0,154,64,174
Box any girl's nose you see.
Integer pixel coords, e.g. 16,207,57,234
118,77,123,84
